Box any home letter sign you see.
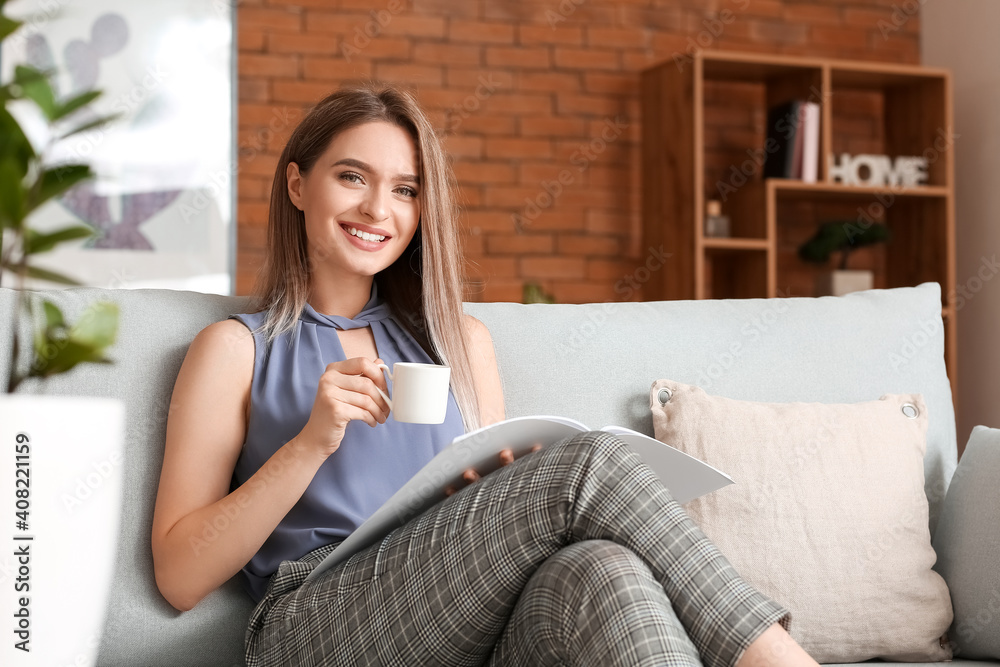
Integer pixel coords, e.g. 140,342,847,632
827,153,929,187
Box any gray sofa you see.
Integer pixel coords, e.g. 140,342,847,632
0,281,997,666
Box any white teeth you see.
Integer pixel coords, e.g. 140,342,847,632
348,227,386,242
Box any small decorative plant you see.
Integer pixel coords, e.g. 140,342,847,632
798,220,891,270
522,281,555,304
1,5,119,393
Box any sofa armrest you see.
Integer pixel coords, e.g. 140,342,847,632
932,425,1000,660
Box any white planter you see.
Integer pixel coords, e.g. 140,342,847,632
0,396,125,667
818,269,874,296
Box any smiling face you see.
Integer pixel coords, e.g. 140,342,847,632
286,120,422,290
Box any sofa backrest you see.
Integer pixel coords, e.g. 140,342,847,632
0,282,956,667
462,281,957,528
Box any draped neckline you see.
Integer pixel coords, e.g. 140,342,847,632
299,282,392,331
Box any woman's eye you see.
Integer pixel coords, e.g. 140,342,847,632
396,186,418,198
339,171,364,184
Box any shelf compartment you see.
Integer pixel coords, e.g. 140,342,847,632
703,247,769,300
702,237,770,250
768,179,949,200
829,72,951,188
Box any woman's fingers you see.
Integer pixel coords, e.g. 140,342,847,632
444,444,544,498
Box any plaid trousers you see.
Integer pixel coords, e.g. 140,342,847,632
244,431,791,666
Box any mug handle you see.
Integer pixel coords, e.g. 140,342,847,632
375,363,393,411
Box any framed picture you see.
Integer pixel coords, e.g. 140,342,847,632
1,0,235,294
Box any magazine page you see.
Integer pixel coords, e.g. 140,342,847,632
598,425,733,504
306,418,734,583
305,416,587,582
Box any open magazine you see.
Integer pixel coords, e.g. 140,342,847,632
304,416,733,583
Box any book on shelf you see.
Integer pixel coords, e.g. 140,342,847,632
304,415,733,583
764,100,820,183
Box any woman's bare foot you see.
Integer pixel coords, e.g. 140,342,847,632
735,623,820,667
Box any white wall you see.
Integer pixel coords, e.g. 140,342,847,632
922,0,1000,451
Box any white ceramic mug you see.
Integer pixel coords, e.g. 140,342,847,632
375,362,451,424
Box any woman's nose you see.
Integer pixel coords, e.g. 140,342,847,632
359,186,389,221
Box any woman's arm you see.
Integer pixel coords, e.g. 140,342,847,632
150,320,330,611
464,314,506,427
442,316,516,496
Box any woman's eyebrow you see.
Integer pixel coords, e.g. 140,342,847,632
332,158,419,184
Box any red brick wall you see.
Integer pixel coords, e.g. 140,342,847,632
236,0,921,302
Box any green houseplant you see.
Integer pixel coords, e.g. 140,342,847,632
522,281,556,304
798,220,891,296
0,5,126,665
1,2,119,393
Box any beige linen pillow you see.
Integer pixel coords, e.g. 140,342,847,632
649,379,952,663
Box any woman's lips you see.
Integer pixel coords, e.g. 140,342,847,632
340,223,390,251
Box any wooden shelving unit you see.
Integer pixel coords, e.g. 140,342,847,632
640,49,956,403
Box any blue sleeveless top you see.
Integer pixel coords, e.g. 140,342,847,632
227,282,467,603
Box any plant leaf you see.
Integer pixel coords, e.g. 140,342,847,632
23,263,82,285
59,113,119,139
29,337,112,378
0,107,35,179
26,301,118,378
0,15,22,41
0,67,47,103
41,299,65,328
23,223,96,254
51,90,101,121
69,301,119,349
25,164,92,213
12,64,50,87
0,156,25,228
14,65,56,120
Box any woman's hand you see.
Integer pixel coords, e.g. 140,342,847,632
443,443,543,497
297,357,390,460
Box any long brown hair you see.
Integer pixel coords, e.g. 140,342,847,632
244,81,481,433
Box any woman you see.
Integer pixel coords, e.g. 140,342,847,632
151,82,818,667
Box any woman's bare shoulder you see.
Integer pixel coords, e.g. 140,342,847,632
182,319,256,421
462,313,489,338
462,314,505,425
191,318,256,360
